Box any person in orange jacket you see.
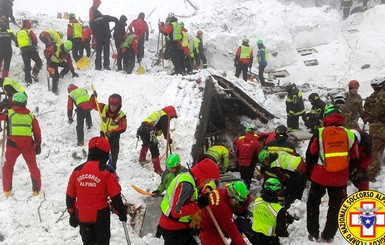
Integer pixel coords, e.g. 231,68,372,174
235,38,253,81
1,93,42,197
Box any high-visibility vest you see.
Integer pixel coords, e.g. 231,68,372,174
69,23,83,39
182,32,189,47
240,45,252,59
193,37,200,53
252,197,282,236
205,145,229,168
69,88,90,106
160,172,197,223
122,34,136,49
47,29,62,45
270,151,302,172
171,22,183,41
257,48,268,62
8,109,34,136
317,126,355,172
100,105,125,133
143,110,166,126
16,29,31,48
3,78,25,94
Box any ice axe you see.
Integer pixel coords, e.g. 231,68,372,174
122,221,131,245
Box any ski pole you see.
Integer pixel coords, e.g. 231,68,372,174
122,221,131,245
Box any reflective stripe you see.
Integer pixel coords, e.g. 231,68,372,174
270,151,301,172
100,105,125,133
325,152,348,157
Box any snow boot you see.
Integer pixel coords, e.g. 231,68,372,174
152,157,163,175
139,146,149,165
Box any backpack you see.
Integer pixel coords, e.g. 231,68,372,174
321,127,349,172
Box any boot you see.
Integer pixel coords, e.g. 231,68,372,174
152,157,163,175
139,146,149,165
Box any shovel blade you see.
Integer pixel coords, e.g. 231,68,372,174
76,57,91,69
137,65,145,75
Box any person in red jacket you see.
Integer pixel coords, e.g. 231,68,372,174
349,128,373,191
127,12,149,64
90,92,127,170
67,13,83,61
199,181,249,245
1,93,42,197
89,0,101,33
306,104,359,242
67,84,93,146
235,38,253,81
157,158,220,244
234,126,262,188
66,136,127,245
81,25,92,57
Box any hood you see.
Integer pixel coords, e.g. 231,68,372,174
323,113,345,127
162,105,178,118
191,158,220,187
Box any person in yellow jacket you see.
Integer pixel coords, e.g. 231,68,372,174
204,144,230,172
193,30,207,70
235,38,253,81
39,29,63,48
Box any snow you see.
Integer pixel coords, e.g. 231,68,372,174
1,0,385,244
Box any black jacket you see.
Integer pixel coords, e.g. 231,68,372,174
93,11,118,39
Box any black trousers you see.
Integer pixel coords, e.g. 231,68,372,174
235,217,280,245
95,37,110,70
76,108,92,144
82,39,91,57
50,61,70,93
21,47,42,84
259,65,266,85
287,114,300,131
123,51,135,74
138,124,159,158
306,182,346,239
284,173,307,209
0,52,12,77
106,135,120,170
235,63,249,81
79,208,111,245
137,35,145,63
239,163,256,189
160,227,198,245
114,39,124,70
170,41,185,75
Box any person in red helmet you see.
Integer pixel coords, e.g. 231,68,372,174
67,84,93,146
15,19,43,85
127,12,149,64
66,136,127,245
90,92,127,170
137,105,178,174
345,80,364,129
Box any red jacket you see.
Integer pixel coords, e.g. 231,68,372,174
257,131,276,146
67,18,81,40
82,26,92,41
127,18,149,38
66,160,122,222
199,188,247,245
235,132,262,166
235,46,253,65
67,96,92,119
44,44,75,72
0,106,41,148
306,114,359,187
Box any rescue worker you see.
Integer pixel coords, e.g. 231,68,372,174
157,158,220,244
127,12,149,64
234,126,262,188
285,82,305,131
193,30,207,69
67,84,93,147
66,136,127,245
113,15,127,71
181,27,193,74
302,92,326,133
350,129,373,191
92,10,118,70
67,13,83,61
89,0,101,33
151,153,188,197
1,93,42,197
306,104,359,242
137,106,177,174
0,0,16,28
258,149,307,209
199,181,249,245
345,80,364,129
266,125,297,155
0,16,15,78
0,77,26,112
159,16,186,75
39,29,63,48
15,19,42,85
81,25,92,58
121,31,138,74
90,92,127,170
204,144,230,173
256,39,268,86
44,40,79,94
234,38,253,82
363,76,385,181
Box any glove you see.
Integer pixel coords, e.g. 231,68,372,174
69,213,79,228
152,190,160,197
351,170,365,188
190,210,202,229
68,117,74,124
168,138,173,145
47,66,55,76
197,192,211,209
285,212,295,224
35,145,41,155
72,72,79,78
119,212,127,222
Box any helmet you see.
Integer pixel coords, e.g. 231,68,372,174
197,30,203,36
258,149,270,163
108,93,122,106
57,31,63,39
68,13,76,19
370,76,385,89
88,136,110,153
275,125,287,135
242,38,249,44
63,40,73,51
228,181,249,202
119,15,127,22
168,12,175,18
245,126,254,132
333,94,346,105
256,39,263,45
282,81,295,90
22,19,32,29
264,178,281,191
138,12,145,20
165,154,181,168
308,93,319,101
162,105,178,118
348,80,359,89
67,84,78,93
12,92,27,106
323,104,341,117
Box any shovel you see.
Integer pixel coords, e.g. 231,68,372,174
137,63,145,74
76,51,95,70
